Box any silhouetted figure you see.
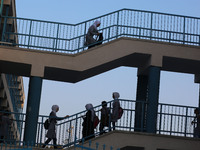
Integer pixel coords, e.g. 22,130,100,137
99,101,110,134
85,20,103,49
111,92,121,130
82,104,95,141
42,105,69,149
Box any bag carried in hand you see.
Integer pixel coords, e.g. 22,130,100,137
93,116,100,128
44,119,50,130
118,107,124,119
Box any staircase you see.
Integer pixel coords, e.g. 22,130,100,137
0,8,200,54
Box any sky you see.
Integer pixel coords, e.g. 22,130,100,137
15,0,200,117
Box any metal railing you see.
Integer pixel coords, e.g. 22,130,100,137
1,9,200,54
0,0,4,16
0,100,198,148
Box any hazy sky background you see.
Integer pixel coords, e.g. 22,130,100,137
15,0,200,117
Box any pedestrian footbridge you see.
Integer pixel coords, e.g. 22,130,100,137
0,7,200,149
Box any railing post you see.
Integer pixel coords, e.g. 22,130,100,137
78,36,81,53
74,114,78,146
199,35,200,46
83,22,87,51
140,101,145,132
170,114,173,135
0,0,4,16
27,20,32,49
169,32,171,43
184,107,188,137
108,27,111,42
1,5,9,42
183,17,186,45
39,117,44,145
158,104,163,134
116,11,119,38
150,12,153,40
54,24,60,52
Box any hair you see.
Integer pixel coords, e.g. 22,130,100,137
101,101,107,107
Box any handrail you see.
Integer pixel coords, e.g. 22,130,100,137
0,100,198,148
2,8,200,25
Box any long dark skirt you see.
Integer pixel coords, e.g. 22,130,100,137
82,111,95,141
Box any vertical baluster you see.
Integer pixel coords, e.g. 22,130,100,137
182,17,185,44
158,104,163,134
184,107,188,137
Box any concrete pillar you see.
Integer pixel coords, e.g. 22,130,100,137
24,76,43,144
146,66,161,133
134,74,148,132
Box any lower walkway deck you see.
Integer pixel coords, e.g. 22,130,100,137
68,130,200,150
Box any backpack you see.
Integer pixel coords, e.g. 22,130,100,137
44,119,50,130
93,116,100,128
118,107,124,119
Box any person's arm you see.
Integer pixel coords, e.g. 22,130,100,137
89,26,99,35
55,115,69,121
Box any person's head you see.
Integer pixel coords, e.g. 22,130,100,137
52,105,59,112
85,103,94,111
112,92,120,99
101,101,107,107
194,108,199,115
94,20,101,28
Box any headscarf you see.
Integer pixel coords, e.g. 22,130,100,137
113,92,120,99
93,20,101,30
85,103,95,121
52,105,59,113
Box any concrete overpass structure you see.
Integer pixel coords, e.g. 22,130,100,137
1,36,200,144
0,4,200,148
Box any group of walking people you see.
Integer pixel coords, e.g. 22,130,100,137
43,92,122,149
82,92,121,142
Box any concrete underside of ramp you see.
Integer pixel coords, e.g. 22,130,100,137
67,131,200,150
0,37,200,83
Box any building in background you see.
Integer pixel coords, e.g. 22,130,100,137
0,0,25,142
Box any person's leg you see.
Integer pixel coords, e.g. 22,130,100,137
0,136,4,143
53,138,57,149
42,138,52,148
97,33,103,45
112,122,116,130
88,44,95,49
99,122,104,135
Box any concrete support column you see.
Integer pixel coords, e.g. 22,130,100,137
134,74,148,132
24,76,43,144
146,66,161,133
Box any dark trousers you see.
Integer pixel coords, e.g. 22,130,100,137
99,122,106,134
43,138,57,148
112,122,116,130
0,136,5,143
